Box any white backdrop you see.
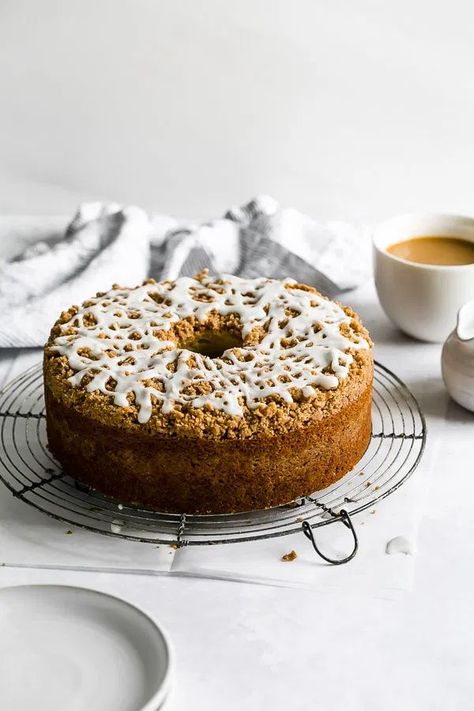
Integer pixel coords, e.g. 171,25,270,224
0,0,473,221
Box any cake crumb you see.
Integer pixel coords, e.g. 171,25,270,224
169,543,178,550
281,549,298,562
295,517,304,523
65,529,73,535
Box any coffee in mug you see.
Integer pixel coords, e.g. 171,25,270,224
386,236,474,266
373,214,474,342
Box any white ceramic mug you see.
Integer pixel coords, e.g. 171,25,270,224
373,213,474,342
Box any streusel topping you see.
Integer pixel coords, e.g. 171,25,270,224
49,272,369,423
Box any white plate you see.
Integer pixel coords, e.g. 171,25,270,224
0,585,173,711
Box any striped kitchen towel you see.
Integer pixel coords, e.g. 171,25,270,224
0,196,369,347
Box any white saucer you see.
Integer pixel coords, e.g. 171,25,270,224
0,585,173,711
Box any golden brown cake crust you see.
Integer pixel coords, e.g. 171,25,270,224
45,374,372,513
44,274,373,513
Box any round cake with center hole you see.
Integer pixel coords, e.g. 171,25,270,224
44,271,373,514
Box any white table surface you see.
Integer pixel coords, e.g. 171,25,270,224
0,276,472,710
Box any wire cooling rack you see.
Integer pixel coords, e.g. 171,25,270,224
0,362,426,563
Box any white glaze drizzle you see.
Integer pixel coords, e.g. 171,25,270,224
385,536,415,556
50,274,369,423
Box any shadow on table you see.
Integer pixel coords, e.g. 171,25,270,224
445,397,474,424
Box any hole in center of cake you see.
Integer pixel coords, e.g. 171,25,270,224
183,329,244,359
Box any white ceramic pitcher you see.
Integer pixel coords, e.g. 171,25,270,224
441,300,474,412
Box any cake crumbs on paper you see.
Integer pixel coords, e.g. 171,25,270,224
65,529,73,535
295,517,304,523
370,510,376,515
365,481,372,487
281,550,298,562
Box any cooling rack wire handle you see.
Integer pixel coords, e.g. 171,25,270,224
302,509,358,565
